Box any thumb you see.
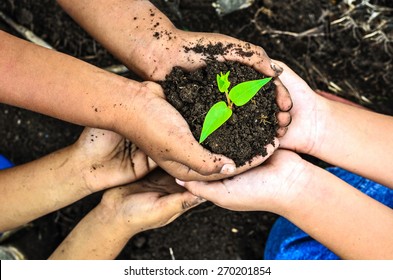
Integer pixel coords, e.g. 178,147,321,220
175,179,224,205
159,192,206,224
162,128,237,177
167,137,279,181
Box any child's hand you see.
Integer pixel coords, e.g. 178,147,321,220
99,169,205,235
49,169,204,260
74,127,157,193
177,150,309,214
271,60,328,154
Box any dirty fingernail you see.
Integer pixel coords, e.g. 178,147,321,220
220,163,236,175
196,196,207,203
187,196,207,209
270,62,283,76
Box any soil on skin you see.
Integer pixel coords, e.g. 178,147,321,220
162,60,278,166
0,0,392,260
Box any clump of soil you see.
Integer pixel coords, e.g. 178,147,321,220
161,60,278,166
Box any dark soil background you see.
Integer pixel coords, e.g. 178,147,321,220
0,0,392,259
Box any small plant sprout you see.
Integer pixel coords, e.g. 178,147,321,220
199,71,272,143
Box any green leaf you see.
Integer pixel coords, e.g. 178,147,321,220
216,71,231,93
199,101,232,143
229,77,272,106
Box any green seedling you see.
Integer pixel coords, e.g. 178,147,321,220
199,71,272,143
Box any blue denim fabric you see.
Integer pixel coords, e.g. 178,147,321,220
264,167,393,260
0,154,13,170
0,154,14,242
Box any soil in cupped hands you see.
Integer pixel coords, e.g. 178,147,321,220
161,60,279,167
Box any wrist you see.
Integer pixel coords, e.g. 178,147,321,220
68,144,100,196
306,96,343,158
104,77,143,135
126,25,184,80
277,160,345,223
50,202,132,260
95,196,139,238
272,158,317,216
298,94,332,156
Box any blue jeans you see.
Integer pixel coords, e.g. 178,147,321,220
264,167,393,260
0,154,14,242
0,154,13,170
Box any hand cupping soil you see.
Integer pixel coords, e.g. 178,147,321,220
161,60,278,166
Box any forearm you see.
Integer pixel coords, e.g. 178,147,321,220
56,0,180,79
312,99,393,188
0,146,91,231
0,30,140,130
49,203,133,260
281,161,393,259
